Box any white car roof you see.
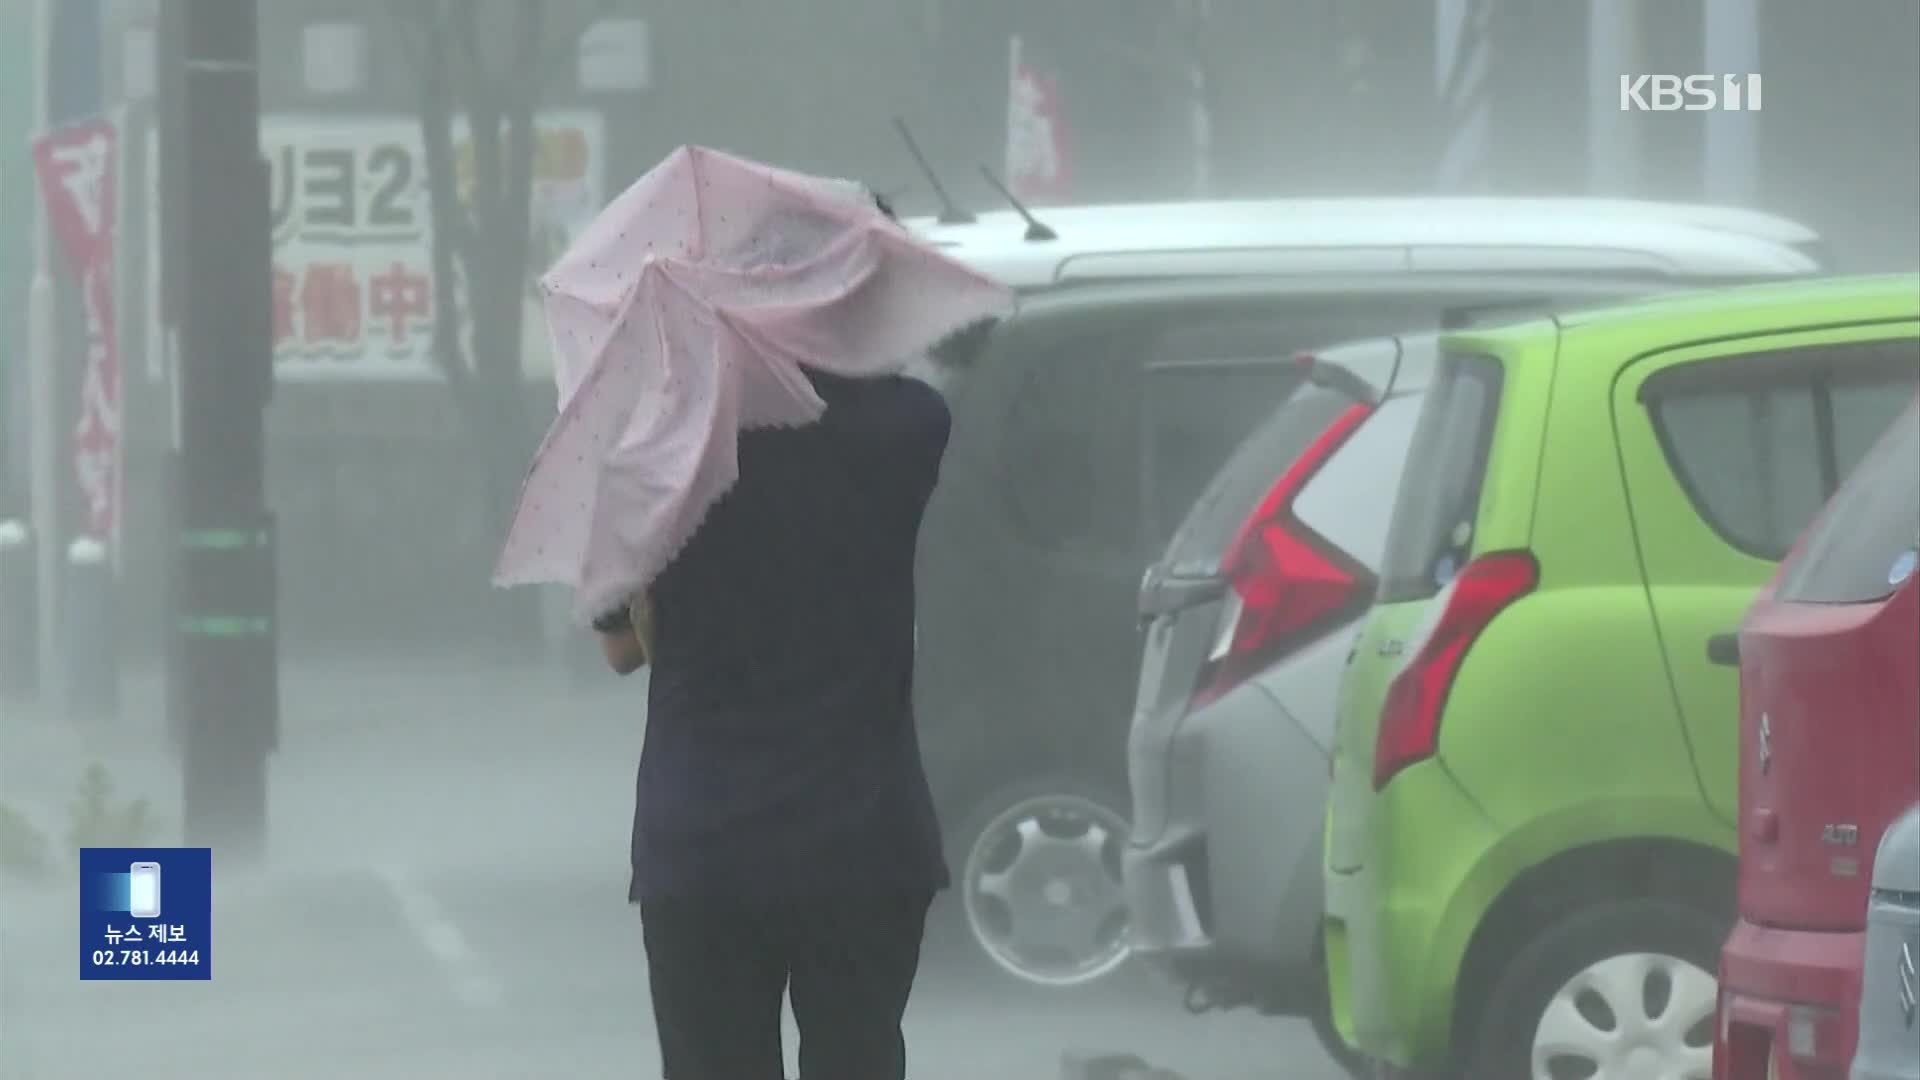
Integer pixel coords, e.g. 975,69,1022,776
906,197,1822,289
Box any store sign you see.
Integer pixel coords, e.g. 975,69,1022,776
263,112,605,381
578,18,651,93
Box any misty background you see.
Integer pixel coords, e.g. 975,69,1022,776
1,0,1916,657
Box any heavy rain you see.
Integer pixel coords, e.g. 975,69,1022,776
2,3,1918,1079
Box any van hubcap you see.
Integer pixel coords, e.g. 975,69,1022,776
962,793,1131,986
1531,952,1716,1080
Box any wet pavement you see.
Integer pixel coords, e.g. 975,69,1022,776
1,657,1345,1079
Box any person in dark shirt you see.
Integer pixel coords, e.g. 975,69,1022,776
593,365,954,1080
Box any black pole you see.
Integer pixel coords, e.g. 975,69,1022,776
159,0,277,862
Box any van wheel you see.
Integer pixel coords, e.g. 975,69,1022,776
1465,899,1724,1080
945,775,1133,987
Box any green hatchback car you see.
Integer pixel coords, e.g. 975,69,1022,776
1321,274,1920,1079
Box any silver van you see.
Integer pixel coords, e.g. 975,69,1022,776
1853,802,1920,1080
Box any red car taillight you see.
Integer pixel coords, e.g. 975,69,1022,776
1372,549,1538,790
1191,402,1375,709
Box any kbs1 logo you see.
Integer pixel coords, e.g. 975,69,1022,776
1619,74,1763,112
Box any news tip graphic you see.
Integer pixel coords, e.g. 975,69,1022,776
79,848,212,981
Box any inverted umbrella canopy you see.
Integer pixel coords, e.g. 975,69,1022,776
492,145,1014,622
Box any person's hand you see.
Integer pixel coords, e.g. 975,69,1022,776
594,593,651,675
590,603,633,635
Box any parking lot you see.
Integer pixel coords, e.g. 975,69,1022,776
0,658,1346,1080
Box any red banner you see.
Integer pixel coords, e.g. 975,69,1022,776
1006,35,1073,205
32,117,122,544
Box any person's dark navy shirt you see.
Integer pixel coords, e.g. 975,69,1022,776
629,369,952,901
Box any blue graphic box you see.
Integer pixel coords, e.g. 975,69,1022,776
79,847,212,980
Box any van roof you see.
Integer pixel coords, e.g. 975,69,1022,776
998,270,1694,325
912,196,1821,247
905,197,1823,288
1311,331,1443,396
1443,273,1920,354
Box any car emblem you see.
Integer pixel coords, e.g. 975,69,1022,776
1758,712,1773,775
1377,638,1404,658
1821,823,1859,847
1898,940,1917,1027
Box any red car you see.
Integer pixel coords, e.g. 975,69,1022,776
1716,396,1920,1080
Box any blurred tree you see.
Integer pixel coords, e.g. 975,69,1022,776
388,0,618,650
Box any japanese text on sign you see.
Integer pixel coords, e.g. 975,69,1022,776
264,114,604,381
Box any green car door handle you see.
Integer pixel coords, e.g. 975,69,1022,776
1706,632,1741,667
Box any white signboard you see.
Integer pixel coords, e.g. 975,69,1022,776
262,111,605,381
578,19,651,93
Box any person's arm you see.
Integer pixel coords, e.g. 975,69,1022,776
592,596,651,675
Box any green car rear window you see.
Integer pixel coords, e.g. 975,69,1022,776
1378,353,1505,603
1644,339,1920,561
1775,398,1920,605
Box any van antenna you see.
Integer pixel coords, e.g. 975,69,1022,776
891,117,973,225
1380,338,1407,399
978,166,1058,242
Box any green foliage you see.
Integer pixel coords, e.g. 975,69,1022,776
0,801,51,877
66,763,157,851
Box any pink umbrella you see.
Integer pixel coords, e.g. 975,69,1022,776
492,145,1014,622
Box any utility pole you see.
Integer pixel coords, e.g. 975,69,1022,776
26,0,59,707
1589,0,1644,195
157,0,277,862
1702,0,1760,205
1434,0,1493,193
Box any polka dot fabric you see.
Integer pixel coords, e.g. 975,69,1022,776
492,145,1015,623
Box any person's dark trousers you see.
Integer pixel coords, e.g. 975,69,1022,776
640,890,935,1080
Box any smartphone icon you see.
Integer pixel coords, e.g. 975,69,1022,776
128,862,162,919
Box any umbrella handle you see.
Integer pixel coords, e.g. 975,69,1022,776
628,592,656,665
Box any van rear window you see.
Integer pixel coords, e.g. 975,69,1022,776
1143,362,1316,553
1377,353,1505,603
1775,398,1920,605
1158,384,1357,576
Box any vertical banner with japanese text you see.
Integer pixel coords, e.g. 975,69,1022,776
263,112,605,382
32,116,122,544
